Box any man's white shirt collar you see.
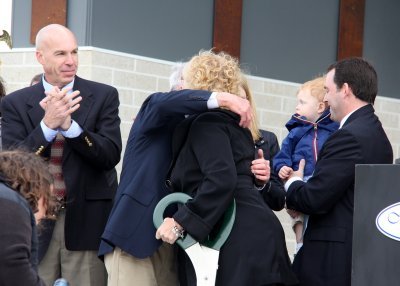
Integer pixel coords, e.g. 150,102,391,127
42,76,75,93
339,106,364,129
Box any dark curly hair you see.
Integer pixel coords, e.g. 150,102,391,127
0,150,56,217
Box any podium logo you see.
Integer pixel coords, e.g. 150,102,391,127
376,202,400,241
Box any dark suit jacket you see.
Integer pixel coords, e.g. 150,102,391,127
1,76,122,252
286,104,393,286
99,89,212,258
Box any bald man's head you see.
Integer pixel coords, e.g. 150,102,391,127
35,24,78,87
35,24,76,50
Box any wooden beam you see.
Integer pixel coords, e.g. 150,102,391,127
30,0,67,44
213,0,243,60
337,0,366,60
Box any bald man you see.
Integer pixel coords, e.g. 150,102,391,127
1,24,122,286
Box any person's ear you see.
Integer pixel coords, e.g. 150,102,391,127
36,50,45,65
317,101,326,114
342,82,354,98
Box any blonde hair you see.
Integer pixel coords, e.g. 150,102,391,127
183,50,241,95
184,50,260,141
240,74,261,140
298,76,328,108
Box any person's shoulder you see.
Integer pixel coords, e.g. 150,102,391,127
3,86,37,101
0,183,31,215
195,109,238,124
259,129,278,141
344,104,375,125
0,182,19,201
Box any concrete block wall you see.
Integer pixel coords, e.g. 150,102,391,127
1,47,399,258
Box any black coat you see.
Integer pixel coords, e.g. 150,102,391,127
0,182,45,286
286,104,393,286
170,110,298,286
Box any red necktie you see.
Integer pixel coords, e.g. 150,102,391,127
49,133,66,202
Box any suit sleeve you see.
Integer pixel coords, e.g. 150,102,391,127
136,89,211,134
286,129,362,214
173,114,236,241
0,201,45,286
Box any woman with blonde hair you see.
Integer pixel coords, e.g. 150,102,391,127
156,51,297,286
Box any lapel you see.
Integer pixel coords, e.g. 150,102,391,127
71,76,94,127
27,84,46,127
62,76,94,162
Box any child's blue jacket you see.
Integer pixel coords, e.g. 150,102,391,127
273,109,339,177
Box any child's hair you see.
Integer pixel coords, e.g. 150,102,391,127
0,150,56,216
298,76,328,108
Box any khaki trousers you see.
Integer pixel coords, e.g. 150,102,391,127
104,244,178,286
39,210,107,286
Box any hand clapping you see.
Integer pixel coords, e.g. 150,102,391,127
42,86,82,130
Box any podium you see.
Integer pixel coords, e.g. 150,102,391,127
352,164,400,285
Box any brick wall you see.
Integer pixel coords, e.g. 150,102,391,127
1,47,399,258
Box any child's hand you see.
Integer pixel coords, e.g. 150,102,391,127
278,166,293,180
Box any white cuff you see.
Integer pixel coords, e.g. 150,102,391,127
60,120,83,138
207,92,219,109
284,176,303,191
40,120,58,142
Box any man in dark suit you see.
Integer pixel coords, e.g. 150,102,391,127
99,62,268,286
285,57,393,286
1,24,121,286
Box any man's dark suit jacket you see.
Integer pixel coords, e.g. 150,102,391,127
1,76,122,253
99,89,212,259
286,104,393,286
